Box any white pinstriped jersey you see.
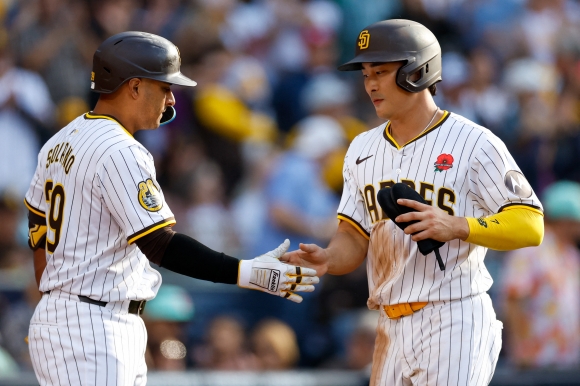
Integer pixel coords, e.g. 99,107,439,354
25,113,174,302
337,111,542,309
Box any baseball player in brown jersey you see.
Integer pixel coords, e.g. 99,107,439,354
282,20,544,385
24,31,318,386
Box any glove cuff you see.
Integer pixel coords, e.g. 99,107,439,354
237,259,252,288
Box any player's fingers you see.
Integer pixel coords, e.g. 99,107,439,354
280,283,315,292
285,265,317,277
299,243,320,253
269,239,290,258
281,291,303,303
397,199,429,210
403,221,429,235
279,251,295,263
395,211,425,223
284,275,319,285
410,229,431,242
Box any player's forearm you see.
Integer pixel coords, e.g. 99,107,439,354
326,221,369,275
465,207,544,250
136,229,240,284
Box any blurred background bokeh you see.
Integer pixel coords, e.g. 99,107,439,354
0,0,580,385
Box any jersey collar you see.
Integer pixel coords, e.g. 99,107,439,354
84,112,133,138
383,110,450,150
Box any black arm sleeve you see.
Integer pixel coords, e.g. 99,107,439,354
160,233,240,285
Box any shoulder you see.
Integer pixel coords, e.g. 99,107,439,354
347,122,387,152
70,114,152,170
447,112,508,153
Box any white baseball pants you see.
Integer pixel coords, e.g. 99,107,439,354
29,291,148,386
371,293,503,386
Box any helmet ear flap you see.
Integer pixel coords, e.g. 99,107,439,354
396,50,441,93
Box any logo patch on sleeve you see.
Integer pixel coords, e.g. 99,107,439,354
504,170,533,198
137,179,163,212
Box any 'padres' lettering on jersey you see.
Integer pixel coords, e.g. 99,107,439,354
25,113,174,301
338,111,542,308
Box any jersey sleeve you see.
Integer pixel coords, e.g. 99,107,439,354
468,135,543,215
24,151,47,218
25,151,48,249
337,147,370,239
97,146,175,244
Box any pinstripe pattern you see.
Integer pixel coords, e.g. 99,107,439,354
24,114,171,302
29,292,147,385
337,112,542,307
370,293,502,386
338,112,535,385
25,113,168,385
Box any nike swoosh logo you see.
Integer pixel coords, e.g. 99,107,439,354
356,155,373,165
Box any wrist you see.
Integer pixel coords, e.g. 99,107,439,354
237,259,252,287
455,216,470,241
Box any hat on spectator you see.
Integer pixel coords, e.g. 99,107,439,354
292,115,345,160
144,285,194,322
503,58,559,94
301,74,353,113
542,180,580,222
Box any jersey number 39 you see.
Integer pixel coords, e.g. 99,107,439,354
45,180,66,254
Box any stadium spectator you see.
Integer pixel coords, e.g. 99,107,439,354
500,181,580,369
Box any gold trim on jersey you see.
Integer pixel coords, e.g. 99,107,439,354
383,110,450,150
337,214,370,240
84,112,133,137
498,203,544,215
24,199,45,217
127,218,176,245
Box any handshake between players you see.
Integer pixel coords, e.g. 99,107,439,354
238,239,319,303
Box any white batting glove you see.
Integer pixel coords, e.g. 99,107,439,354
238,239,319,303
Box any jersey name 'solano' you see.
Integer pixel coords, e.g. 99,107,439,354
25,114,176,302
337,112,542,308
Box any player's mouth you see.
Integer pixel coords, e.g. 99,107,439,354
372,98,384,106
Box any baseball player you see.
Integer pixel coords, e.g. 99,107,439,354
282,20,544,385
24,31,318,386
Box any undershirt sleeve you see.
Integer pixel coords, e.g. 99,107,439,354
465,206,544,250
135,227,240,284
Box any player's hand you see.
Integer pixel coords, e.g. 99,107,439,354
279,243,329,277
238,239,319,303
395,199,469,242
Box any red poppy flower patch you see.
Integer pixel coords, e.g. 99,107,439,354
434,153,454,172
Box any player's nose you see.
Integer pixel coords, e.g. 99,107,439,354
364,78,378,94
166,91,176,107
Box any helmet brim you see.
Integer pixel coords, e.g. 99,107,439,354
337,52,413,71
164,72,197,87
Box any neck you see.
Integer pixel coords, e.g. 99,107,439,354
92,98,136,135
387,95,441,146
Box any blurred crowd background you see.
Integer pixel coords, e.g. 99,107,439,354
0,0,580,382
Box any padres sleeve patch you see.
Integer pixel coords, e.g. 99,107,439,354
137,178,163,212
504,170,533,198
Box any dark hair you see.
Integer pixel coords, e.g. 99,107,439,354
429,83,437,96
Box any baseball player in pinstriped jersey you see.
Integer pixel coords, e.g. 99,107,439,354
24,32,319,386
282,20,544,385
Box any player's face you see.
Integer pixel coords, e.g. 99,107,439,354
361,62,409,119
139,79,175,129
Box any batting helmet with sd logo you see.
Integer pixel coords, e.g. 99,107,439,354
91,31,197,124
338,19,442,93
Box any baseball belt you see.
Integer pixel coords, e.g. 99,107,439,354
383,302,428,319
44,291,146,316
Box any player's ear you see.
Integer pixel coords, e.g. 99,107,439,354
127,78,142,99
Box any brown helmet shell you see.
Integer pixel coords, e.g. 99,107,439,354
91,31,196,94
338,19,442,93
